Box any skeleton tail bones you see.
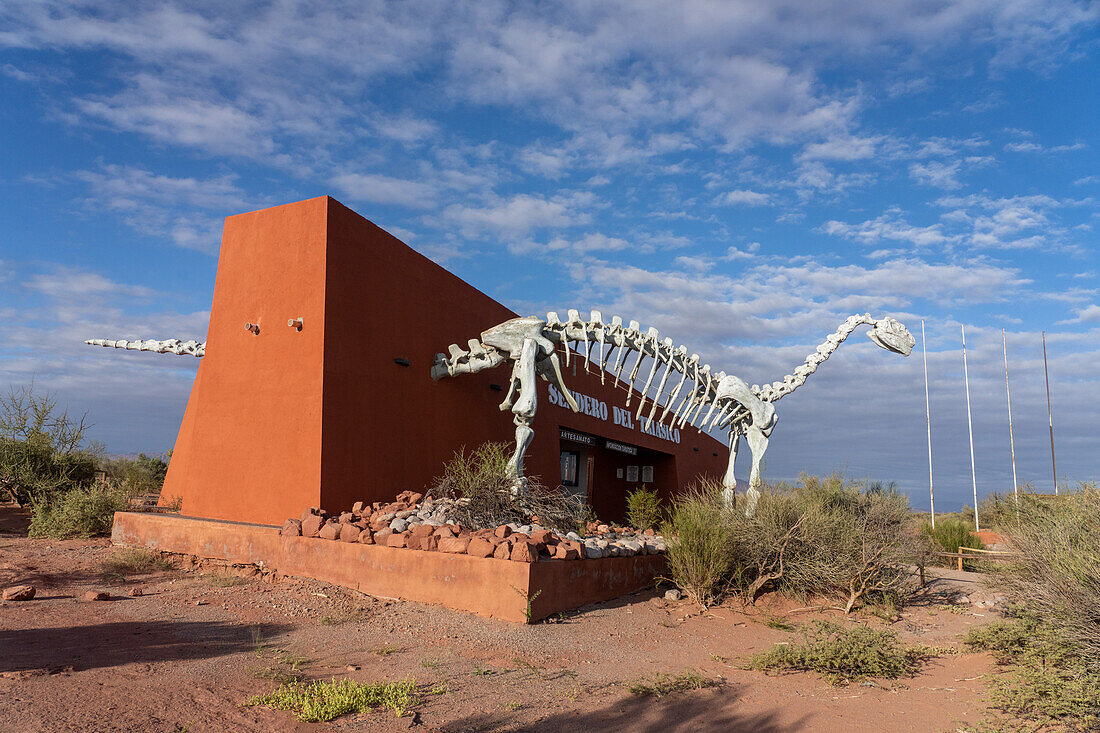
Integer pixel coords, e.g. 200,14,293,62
432,310,914,510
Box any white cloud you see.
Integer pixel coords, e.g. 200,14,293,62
717,189,772,206
24,267,156,301
331,172,437,209
821,214,949,248
443,191,595,237
909,160,962,189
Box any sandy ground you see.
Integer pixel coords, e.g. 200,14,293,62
0,506,998,732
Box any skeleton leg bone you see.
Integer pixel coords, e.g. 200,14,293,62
743,423,770,517
721,429,741,509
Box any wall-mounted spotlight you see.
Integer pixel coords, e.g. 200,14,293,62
393,357,411,367
287,317,304,331
245,322,261,335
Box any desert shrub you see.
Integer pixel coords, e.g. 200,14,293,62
923,516,984,554
100,452,170,495
628,670,719,697
923,516,984,570
247,677,417,721
662,474,931,612
965,611,1100,731
626,485,663,529
747,620,923,683
27,479,135,538
987,485,1100,663
432,442,587,534
747,475,932,613
661,479,737,606
99,548,175,575
0,385,97,506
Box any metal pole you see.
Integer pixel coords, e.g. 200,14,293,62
922,320,935,527
1042,331,1058,494
962,325,979,531
1003,329,1019,511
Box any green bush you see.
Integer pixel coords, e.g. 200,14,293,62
27,480,135,539
100,452,169,495
747,620,924,683
922,515,984,569
965,612,1100,730
661,480,736,607
626,485,663,529
247,677,417,721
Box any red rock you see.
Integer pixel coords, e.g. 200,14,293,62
357,529,375,544
408,492,424,505
371,502,383,511
467,537,495,558
338,512,355,524
2,584,35,601
301,515,324,537
83,590,110,601
339,524,360,542
353,520,368,530
510,541,538,563
370,520,391,532
492,542,511,560
438,537,471,554
410,534,438,552
409,524,435,539
281,519,302,537
560,543,580,560
374,528,392,545
128,586,143,597
494,525,513,539
434,526,456,539
530,529,554,544
318,521,341,540
352,501,366,513
386,532,408,548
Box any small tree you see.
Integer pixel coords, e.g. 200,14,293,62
626,485,663,530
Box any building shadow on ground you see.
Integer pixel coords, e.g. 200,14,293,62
438,684,805,733
0,620,288,674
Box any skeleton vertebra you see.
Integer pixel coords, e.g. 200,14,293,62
84,338,206,357
431,312,914,509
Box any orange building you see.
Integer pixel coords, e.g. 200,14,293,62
162,196,727,526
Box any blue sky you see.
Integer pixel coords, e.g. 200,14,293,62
1,1,1097,512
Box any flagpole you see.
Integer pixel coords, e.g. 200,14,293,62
1002,329,1018,510
922,320,935,527
962,325,979,531
1042,331,1058,495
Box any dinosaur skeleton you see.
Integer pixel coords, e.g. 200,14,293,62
430,312,914,509
83,312,914,511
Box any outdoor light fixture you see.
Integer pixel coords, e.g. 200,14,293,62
287,317,303,331
393,357,411,367
244,322,260,335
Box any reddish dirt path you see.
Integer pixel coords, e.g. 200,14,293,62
0,507,995,732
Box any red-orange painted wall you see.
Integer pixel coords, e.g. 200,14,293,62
161,196,727,526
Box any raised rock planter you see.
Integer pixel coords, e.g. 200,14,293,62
111,511,665,623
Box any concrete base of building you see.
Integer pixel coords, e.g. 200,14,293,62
111,512,666,623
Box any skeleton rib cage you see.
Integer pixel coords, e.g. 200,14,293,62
431,309,911,436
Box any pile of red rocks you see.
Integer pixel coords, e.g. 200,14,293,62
279,490,666,562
